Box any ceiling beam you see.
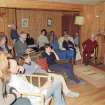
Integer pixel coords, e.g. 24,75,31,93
0,0,83,11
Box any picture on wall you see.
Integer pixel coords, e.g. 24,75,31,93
21,18,28,28
47,18,53,27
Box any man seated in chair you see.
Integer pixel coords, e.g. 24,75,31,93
18,54,79,98
7,53,78,105
42,44,80,83
8,57,66,105
14,31,32,58
82,34,98,65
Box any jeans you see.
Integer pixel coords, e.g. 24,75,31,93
12,97,32,105
46,80,66,105
49,63,80,83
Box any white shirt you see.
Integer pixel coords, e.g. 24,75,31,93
58,37,66,50
58,36,74,50
8,74,47,105
37,35,49,48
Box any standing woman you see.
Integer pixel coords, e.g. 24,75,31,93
0,52,32,105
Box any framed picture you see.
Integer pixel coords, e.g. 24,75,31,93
21,18,28,28
47,18,53,27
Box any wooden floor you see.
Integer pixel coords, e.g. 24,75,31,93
66,81,105,105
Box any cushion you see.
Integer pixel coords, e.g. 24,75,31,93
36,58,48,71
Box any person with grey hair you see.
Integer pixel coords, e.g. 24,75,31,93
82,34,98,65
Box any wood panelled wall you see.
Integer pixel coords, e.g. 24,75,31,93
0,2,105,46
81,2,105,42
80,5,96,45
0,8,16,35
16,10,62,39
79,3,105,49
0,8,80,40
0,8,63,39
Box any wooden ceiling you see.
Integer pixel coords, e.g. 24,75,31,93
42,0,105,5
0,0,83,11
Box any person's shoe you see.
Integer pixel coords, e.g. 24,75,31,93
48,69,55,73
74,79,81,84
66,91,80,97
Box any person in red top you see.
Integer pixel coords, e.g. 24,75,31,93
82,34,98,65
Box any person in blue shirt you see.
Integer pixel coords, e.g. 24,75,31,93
10,24,19,41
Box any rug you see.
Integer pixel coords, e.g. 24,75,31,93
74,64,105,88
91,63,105,72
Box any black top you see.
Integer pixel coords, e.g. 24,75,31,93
62,40,74,50
42,52,56,66
26,37,34,45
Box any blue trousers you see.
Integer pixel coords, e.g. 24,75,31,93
46,80,66,105
49,63,79,83
12,97,32,105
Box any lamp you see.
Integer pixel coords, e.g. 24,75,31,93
74,16,84,25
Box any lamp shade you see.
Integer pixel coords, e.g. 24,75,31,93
74,16,84,25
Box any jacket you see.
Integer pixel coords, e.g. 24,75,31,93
0,80,16,105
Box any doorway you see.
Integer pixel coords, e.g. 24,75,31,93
62,12,80,36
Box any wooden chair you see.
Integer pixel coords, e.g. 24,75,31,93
21,92,44,105
25,73,49,87
21,73,51,105
90,46,98,64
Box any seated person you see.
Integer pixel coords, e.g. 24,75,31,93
58,31,74,51
8,57,67,105
49,31,59,51
26,33,34,46
0,33,11,53
37,29,49,50
74,32,80,48
14,31,32,58
18,54,47,74
0,52,32,105
49,31,74,61
18,54,79,97
42,44,80,83
26,33,38,52
59,33,76,61
58,33,76,61
10,24,19,42
9,59,69,105
82,34,98,65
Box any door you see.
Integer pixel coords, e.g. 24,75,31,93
62,13,80,36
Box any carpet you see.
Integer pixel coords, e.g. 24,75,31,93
91,63,105,72
74,64,105,88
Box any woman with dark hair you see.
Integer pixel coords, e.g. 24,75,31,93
26,33,34,46
37,29,49,50
49,31,59,51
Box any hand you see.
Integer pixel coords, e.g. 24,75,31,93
51,49,55,53
12,90,21,98
25,48,33,54
18,66,25,74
